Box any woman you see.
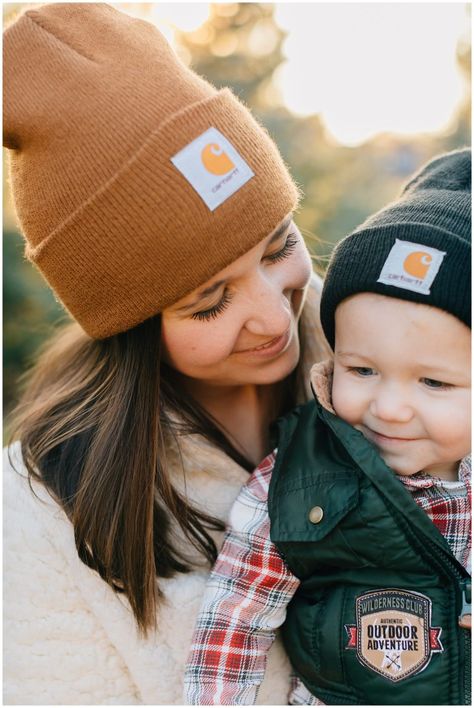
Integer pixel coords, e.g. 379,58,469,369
4,4,330,704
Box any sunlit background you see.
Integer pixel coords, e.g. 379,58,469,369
3,2,471,413
114,3,469,146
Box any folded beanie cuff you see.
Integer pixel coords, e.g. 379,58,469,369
27,88,299,338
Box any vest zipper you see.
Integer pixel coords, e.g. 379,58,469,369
460,579,471,704
459,578,471,624
416,532,470,705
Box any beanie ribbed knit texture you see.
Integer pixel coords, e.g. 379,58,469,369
3,3,299,338
320,148,471,349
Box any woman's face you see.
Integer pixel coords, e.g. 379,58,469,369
161,215,312,389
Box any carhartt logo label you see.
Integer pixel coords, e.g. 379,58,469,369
345,589,443,682
171,127,254,211
403,251,432,278
201,143,235,175
377,239,446,295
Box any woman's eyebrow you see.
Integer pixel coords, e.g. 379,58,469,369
175,280,226,313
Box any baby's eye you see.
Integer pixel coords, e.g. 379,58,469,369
421,377,452,390
351,367,376,377
191,291,233,322
264,233,298,264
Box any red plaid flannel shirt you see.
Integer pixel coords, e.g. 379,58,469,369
184,454,471,705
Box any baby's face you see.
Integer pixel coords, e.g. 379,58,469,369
332,293,471,480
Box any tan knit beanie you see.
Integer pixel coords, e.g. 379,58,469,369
3,3,299,338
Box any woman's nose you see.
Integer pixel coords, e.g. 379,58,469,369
244,278,292,336
369,386,414,423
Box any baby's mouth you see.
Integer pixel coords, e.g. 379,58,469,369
362,426,419,445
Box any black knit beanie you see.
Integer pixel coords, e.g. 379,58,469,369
320,148,471,349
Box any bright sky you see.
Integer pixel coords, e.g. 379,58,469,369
117,2,469,147
274,3,469,146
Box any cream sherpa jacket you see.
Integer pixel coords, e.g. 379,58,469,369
4,276,330,705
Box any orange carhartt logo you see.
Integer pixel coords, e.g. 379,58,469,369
403,252,432,279
201,143,235,175
377,239,446,296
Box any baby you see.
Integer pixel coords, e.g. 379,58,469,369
184,149,471,705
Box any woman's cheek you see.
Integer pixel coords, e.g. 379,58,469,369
289,239,312,288
300,246,313,286
294,251,313,311
162,321,236,371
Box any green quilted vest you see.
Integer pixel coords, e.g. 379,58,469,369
268,398,471,705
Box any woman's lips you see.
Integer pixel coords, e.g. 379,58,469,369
235,328,292,359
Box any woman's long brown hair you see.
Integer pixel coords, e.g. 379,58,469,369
10,315,279,634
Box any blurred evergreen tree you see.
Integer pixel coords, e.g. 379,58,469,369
178,4,285,109
448,35,471,149
3,229,66,416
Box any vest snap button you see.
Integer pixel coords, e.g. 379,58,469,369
309,506,324,524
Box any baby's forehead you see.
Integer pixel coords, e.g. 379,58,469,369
336,291,465,324
334,292,470,369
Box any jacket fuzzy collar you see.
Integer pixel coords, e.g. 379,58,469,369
310,359,335,414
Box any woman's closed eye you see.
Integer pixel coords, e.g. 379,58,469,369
190,233,299,322
264,233,298,263
191,290,233,322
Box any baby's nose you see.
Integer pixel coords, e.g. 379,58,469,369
369,388,414,423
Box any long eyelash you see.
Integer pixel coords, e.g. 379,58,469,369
191,291,233,322
265,234,298,263
189,233,298,322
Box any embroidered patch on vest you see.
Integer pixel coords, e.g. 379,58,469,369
345,589,443,682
